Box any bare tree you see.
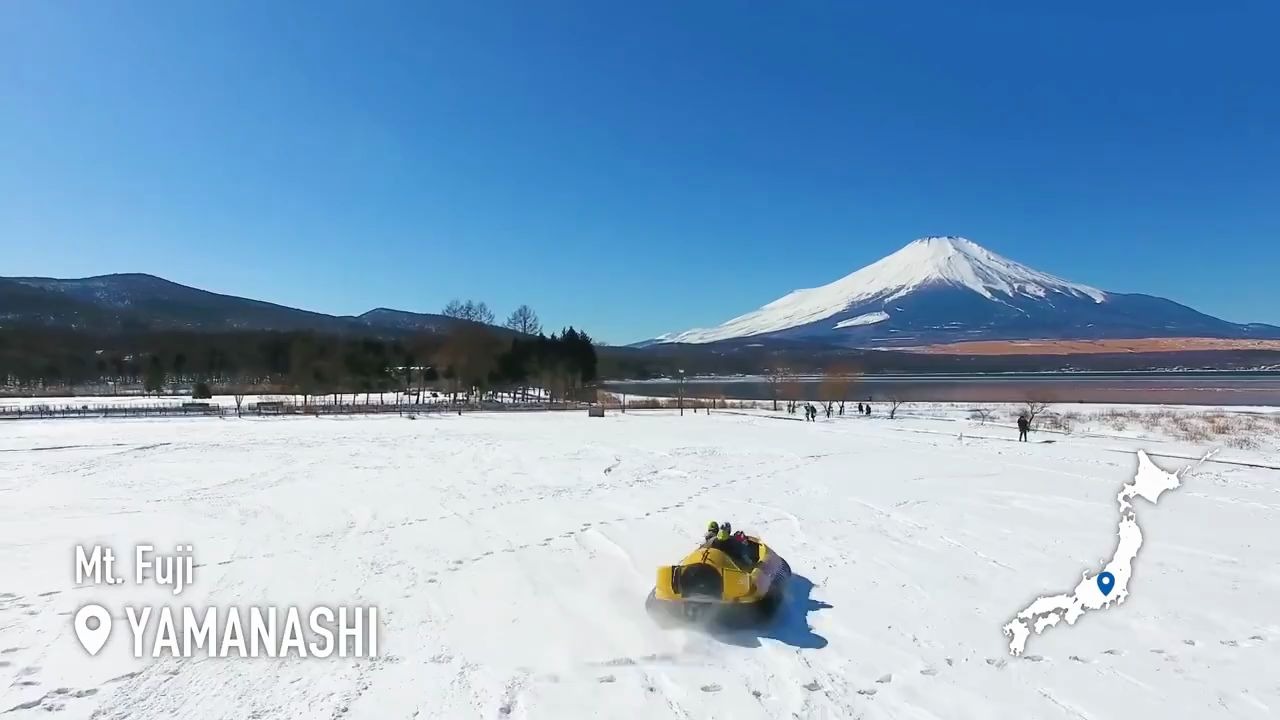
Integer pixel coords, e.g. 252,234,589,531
466,301,496,325
781,375,804,413
442,299,496,325
233,394,245,417
703,383,726,412
888,396,906,419
763,367,787,411
819,363,859,416
1022,399,1051,427
504,305,542,335
970,408,993,425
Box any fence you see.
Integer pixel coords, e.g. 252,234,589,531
0,399,592,421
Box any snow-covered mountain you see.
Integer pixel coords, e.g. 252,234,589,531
653,236,1280,347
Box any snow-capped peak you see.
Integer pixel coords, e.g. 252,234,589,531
853,236,1106,304
655,236,1107,344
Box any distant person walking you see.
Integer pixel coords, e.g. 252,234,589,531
857,402,864,415
864,403,871,416
1017,414,1030,442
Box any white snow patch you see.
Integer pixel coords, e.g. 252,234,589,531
833,311,890,329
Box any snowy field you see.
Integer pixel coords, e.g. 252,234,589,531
872,402,1280,455
0,392,446,410
1,410,1277,719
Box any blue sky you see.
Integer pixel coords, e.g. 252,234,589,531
3,2,1277,343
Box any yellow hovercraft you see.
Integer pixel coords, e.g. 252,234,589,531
645,526,791,626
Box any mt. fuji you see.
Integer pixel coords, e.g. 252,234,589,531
653,237,1280,347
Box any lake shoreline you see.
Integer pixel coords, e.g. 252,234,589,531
603,371,1280,406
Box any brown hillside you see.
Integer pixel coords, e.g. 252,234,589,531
911,337,1280,355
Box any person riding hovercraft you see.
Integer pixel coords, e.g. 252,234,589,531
704,520,753,567
646,519,791,625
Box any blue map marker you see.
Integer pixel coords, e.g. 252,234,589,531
1097,572,1115,596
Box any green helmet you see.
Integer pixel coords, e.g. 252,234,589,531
707,520,719,533
716,529,730,541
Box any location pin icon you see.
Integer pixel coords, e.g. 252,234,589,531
1096,572,1115,597
74,604,112,656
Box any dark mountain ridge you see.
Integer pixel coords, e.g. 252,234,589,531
1,273,476,336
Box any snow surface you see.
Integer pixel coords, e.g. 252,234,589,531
833,311,890,329
0,392,453,410
657,236,1108,343
1,410,1276,719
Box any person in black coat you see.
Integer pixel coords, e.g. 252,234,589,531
1017,414,1030,442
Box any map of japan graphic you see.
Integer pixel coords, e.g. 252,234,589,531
1003,451,1198,656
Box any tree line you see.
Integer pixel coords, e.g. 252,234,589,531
0,322,596,402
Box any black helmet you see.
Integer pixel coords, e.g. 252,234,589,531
721,521,732,535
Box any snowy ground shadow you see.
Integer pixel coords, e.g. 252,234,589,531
709,574,831,649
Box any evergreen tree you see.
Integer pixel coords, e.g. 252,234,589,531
144,355,165,395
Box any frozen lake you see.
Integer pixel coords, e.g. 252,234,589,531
606,371,1280,405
